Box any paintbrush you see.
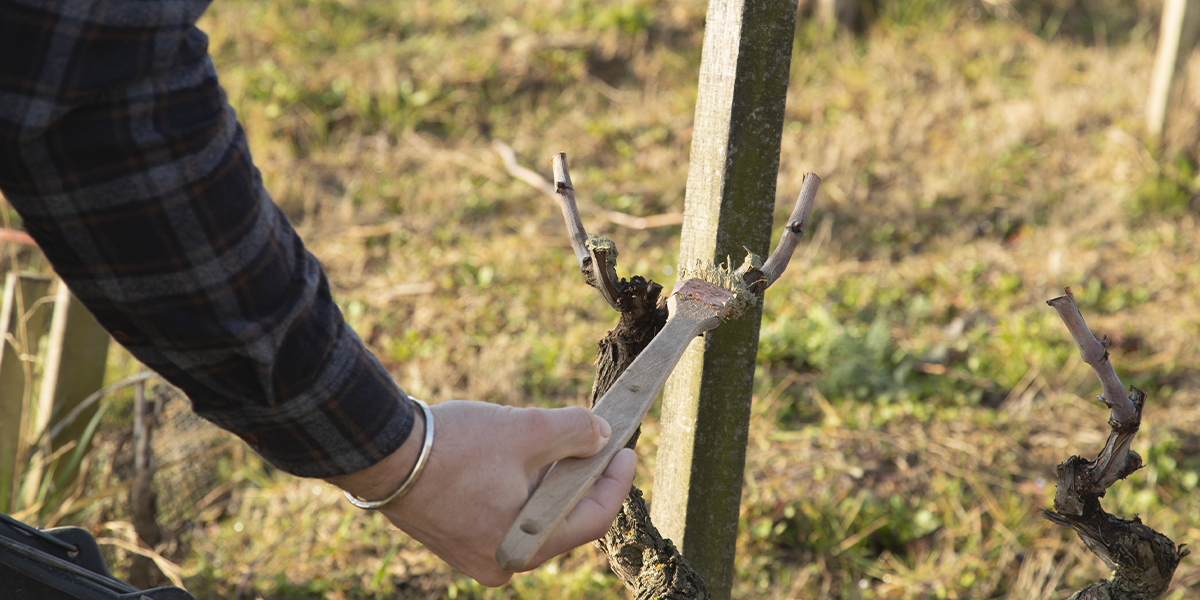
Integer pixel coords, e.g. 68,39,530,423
495,263,755,571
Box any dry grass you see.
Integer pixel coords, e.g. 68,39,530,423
5,0,1200,598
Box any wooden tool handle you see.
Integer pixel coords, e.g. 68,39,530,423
495,299,722,571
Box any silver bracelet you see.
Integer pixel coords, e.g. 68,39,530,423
343,398,435,510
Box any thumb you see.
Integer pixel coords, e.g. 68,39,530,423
517,405,612,471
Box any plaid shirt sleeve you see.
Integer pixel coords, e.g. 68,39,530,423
0,0,414,478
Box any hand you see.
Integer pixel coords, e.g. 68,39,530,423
327,400,637,586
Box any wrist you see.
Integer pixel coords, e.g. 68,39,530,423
325,401,427,503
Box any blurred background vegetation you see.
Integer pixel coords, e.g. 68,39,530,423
4,0,1200,598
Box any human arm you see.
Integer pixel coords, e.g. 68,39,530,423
0,0,634,583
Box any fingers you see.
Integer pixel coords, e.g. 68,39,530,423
474,570,514,588
372,400,633,588
523,447,637,570
517,405,612,469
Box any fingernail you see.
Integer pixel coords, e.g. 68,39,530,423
597,416,611,439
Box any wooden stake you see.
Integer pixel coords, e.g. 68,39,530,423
0,272,52,513
652,0,798,597
22,281,110,504
129,380,164,588
1147,0,1200,141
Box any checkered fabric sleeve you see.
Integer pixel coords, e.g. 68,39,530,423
0,0,414,478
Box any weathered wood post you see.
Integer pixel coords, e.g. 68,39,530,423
2,232,112,507
0,272,52,512
41,282,111,477
816,0,860,30
21,280,111,505
650,0,798,597
1147,0,1200,142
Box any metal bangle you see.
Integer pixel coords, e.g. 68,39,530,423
343,398,435,510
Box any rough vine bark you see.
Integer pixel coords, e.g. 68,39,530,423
1045,290,1189,600
544,153,818,598
586,277,709,598
547,153,709,598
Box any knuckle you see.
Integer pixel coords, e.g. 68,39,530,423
562,405,602,444
564,405,596,433
480,572,513,587
525,405,595,439
520,407,553,436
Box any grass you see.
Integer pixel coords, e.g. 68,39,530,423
4,0,1200,598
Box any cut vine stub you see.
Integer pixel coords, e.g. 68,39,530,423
1046,293,1187,599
